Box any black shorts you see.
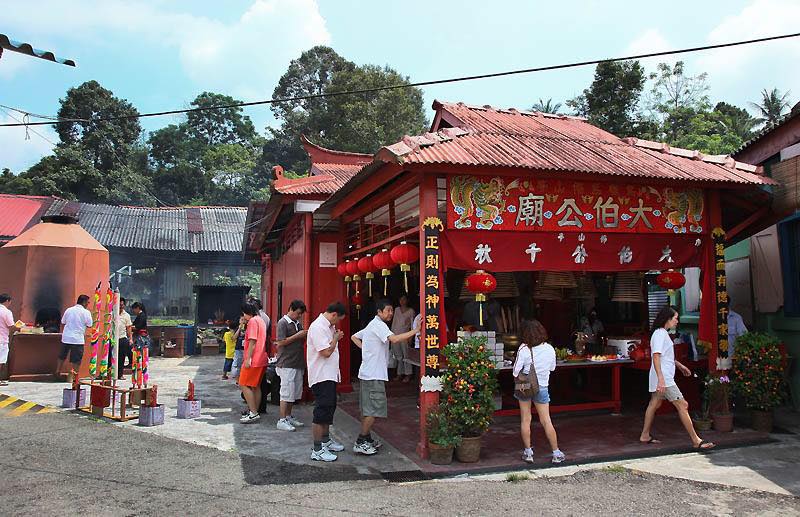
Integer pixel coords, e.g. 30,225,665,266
223,358,234,373
59,343,84,364
311,380,337,425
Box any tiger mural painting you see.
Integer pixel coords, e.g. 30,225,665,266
663,188,704,233
450,176,519,230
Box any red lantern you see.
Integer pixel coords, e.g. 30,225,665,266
351,293,364,319
390,241,419,293
466,270,497,326
656,270,686,295
336,262,348,277
357,254,377,297
346,258,362,294
372,248,396,296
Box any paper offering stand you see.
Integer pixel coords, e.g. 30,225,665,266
71,285,158,422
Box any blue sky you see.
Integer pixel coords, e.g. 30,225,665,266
1,0,799,172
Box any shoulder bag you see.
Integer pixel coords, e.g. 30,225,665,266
514,344,540,397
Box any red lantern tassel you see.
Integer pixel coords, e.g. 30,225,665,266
476,293,486,326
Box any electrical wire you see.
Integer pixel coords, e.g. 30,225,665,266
1,31,798,128
0,106,58,145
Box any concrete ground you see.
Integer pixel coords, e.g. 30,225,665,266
0,409,798,516
3,355,800,499
2,355,419,478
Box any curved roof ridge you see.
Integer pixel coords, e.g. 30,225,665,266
300,134,373,166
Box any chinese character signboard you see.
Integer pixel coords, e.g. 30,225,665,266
712,227,729,359
448,175,706,234
422,217,443,378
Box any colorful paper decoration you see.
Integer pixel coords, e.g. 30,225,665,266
99,287,113,379
142,346,149,387
89,282,102,377
390,241,419,293
372,248,396,296
466,270,497,326
357,254,377,297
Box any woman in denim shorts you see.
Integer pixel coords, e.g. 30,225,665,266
513,320,565,465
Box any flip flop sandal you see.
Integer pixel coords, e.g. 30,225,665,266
694,440,716,452
639,436,661,444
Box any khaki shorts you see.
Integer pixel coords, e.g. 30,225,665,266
359,379,387,418
654,385,684,402
276,367,304,402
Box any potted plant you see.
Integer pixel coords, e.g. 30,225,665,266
706,373,733,432
441,335,498,463
731,332,786,433
426,406,461,465
693,379,713,431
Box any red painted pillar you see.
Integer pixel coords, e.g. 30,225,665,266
303,214,313,331
417,174,440,458
699,190,722,373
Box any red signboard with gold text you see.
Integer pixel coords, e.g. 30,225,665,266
447,175,706,234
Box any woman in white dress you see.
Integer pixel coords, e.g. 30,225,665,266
390,295,416,382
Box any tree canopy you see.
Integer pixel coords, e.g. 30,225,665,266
566,60,646,137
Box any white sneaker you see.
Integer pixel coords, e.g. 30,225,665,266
240,412,260,424
276,418,296,431
353,441,378,455
287,415,305,427
311,448,338,462
522,449,534,463
323,439,345,452
551,450,566,464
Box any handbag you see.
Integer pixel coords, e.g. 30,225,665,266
514,344,540,396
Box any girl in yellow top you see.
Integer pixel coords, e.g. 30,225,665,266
222,320,239,380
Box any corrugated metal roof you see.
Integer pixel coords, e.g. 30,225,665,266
734,102,800,158
379,101,771,185
0,34,76,66
43,202,247,253
0,194,54,242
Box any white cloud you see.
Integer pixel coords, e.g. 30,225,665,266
0,113,55,172
1,0,331,99
696,0,800,105
625,28,673,57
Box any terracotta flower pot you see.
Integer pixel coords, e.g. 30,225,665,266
750,409,774,433
712,412,733,432
693,417,713,432
428,442,455,465
455,436,482,463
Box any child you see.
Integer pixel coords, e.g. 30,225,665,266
222,320,238,380
232,316,245,379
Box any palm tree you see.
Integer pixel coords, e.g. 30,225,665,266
749,88,791,126
531,98,562,114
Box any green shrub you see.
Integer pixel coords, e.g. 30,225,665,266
731,332,786,411
426,405,461,448
441,335,498,437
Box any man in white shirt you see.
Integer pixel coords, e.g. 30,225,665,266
57,295,93,382
0,293,20,386
306,302,346,462
351,298,419,455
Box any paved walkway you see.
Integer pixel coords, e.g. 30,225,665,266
3,355,799,497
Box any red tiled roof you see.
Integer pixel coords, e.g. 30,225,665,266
0,194,55,242
372,101,772,186
273,136,372,195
